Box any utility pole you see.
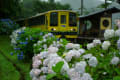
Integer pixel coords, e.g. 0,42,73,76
81,0,83,15
105,0,107,9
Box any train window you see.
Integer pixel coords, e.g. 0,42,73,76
50,12,58,26
61,15,66,24
28,15,45,26
69,12,77,26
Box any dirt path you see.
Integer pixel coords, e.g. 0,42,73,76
0,50,25,80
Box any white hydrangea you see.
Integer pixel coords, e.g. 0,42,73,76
67,68,81,80
30,69,41,78
66,43,74,49
37,40,42,44
39,75,46,80
75,61,87,74
80,73,93,80
88,56,98,67
32,60,42,68
115,29,120,37
48,46,58,54
87,43,95,50
111,56,120,65
65,50,81,62
41,67,48,74
117,39,120,50
33,44,37,47
78,49,85,54
73,44,80,50
47,54,69,74
102,41,111,50
104,29,115,39
93,39,101,46
38,51,48,59
83,54,93,59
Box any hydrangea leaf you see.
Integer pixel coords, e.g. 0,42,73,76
46,73,56,80
113,76,120,80
52,61,64,73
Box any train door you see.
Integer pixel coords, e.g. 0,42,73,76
59,12,68,31
45,15,48,30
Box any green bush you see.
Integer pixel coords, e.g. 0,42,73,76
0,19,20,35
10,27,47,61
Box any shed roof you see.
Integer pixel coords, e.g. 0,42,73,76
79,6,120,19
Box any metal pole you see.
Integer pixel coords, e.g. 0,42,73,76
81,0,83,15
105,0,107,9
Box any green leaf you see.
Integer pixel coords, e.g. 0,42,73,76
52,61,64,73
46,73,56,80
113,76,120,80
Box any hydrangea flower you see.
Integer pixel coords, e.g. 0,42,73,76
93,39,101,46
32,60,42,68
67,68,81,80
117,39,120,50
39,75,46,80
115,29,120,37
83,54,93,59
30,69,41,78
78,49,85,54
88,56,98,67
41,67,48,74
75,61,87,74
73,44,80,50
48,46,58,54
111,56,120,65
102,41,111,50
65,50,81,62
87,43,94,50
80,73,93,80
66,43,74,50
104,29,115,39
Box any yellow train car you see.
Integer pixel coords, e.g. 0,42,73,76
17,10,78,38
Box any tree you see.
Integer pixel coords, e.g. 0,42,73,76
97,0,114,9
0,0,22,19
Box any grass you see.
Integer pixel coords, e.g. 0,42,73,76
0,53,20,80
0,35,31,80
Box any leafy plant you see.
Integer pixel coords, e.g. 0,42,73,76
10,27,46,61
46,61,69,80
0,19,20,35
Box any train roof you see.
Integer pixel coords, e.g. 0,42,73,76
79,6,120,19
16,10,76,21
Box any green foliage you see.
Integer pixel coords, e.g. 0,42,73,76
0,0,22,19
113,76,120,80
47,61,69,80
52,61,64,73
83,36,120,80
11,27,46,61
0,20,20,35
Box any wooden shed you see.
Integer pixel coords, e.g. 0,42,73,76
78,7,120,39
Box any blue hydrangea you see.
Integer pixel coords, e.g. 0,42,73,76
17,54,23,60
40,32,43,35
26,38,29,40
14,48,21,50
10,52,13,56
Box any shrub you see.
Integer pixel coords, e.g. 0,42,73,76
30,29,120,80
0,19,20,35
10,27,46,60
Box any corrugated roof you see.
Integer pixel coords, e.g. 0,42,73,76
79,6,120,19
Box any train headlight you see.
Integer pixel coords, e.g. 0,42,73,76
51,28,56,31
71,28,76,31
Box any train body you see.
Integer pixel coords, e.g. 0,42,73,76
17,10,78,38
